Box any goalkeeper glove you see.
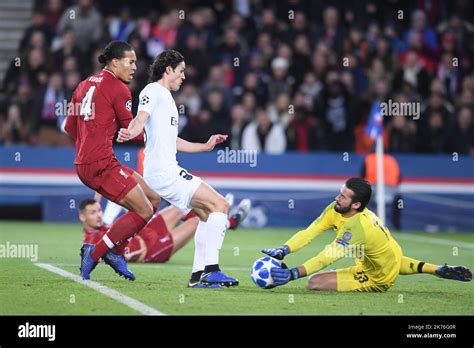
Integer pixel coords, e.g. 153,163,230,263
270,263,301,287
261,245,290,260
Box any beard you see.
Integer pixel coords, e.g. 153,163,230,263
334,202,351,214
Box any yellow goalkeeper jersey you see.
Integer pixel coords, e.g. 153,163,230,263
285,201,402,283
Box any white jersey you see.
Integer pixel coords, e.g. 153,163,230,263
138,82,179,178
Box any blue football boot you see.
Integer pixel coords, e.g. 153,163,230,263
102,249,136,281
80,244,98,280
200,271,239,287
435,264,472,281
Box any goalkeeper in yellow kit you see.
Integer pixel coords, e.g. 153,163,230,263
262,177,472,292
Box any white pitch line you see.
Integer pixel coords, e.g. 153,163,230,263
34,263,165,316
52,263,250,272
394,234,474,250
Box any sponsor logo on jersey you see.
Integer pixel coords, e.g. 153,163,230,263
126,100,132,111
140,95,150,105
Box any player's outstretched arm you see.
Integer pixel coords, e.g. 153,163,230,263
176,134,228,153
117,111,149,142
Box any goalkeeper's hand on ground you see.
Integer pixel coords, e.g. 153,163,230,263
270,263,301,287
261,245,289,260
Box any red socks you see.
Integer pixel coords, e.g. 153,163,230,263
91,212,147,260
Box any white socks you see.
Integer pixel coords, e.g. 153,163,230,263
192,220,207,273
192,212,228,273
203,212,228,267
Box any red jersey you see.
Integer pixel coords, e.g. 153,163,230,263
65,69,139,164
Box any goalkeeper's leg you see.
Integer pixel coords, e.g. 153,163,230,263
400,256,472,281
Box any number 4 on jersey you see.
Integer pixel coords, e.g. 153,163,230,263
80,86,96,121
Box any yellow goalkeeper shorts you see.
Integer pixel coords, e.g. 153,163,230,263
336,264,397,292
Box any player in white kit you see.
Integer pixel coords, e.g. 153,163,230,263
117,50,238,288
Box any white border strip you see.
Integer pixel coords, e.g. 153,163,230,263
1,173,473,194
34,263,165,316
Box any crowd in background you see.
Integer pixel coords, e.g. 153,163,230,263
1,0,473,155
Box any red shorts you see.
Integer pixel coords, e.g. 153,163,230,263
126,215,174,263
76,157,137,203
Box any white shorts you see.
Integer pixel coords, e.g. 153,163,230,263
145,165,202,214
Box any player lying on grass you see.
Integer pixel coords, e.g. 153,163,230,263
79,194,250,267
262,177,472,292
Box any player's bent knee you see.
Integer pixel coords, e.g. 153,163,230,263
213,198,230,214
150,195,160,209
135,204,154,221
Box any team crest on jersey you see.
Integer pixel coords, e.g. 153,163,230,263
126,100,132,111
342,231,352,241
140,95,150,105
119,168,129,179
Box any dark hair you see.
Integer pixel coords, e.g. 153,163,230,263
98,40,133,65
148,49,184,82
79,199,98,212
345,177,372,212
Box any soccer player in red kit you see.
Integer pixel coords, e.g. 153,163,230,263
64,41,161,280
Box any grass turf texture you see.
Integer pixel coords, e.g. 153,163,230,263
0,222,472,315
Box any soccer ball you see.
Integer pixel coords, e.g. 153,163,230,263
250,256,281,289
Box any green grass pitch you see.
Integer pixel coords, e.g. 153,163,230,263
0,221,472,315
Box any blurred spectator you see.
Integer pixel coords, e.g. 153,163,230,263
393,50,431,98
1,103,30,144
299,72,322,109
42,0,64,31
446,106,474,155
285,91,322,152
180,32,209,85
31,71,69,145
267,92,292,128
229,103,250,150
314,6,346,54
241,91,258,120
201,65,233,109
437,13,474,57
52,28,83,71
402,9,438,53
314,72,357,151
238,72,268,107
181,109,227,149
437,52,460,100
387,115,417,153
3,48,49,95
290,34,312,87
108,6,135,41
203,88,230,130
267,57,294,103
241,109,286,154
19,10,53,53
416,110,448,153
57,0,103,54
176,83,202,118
